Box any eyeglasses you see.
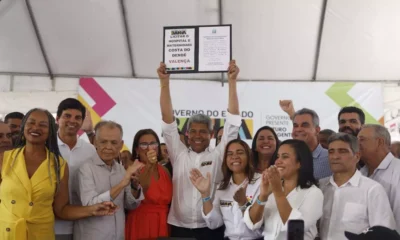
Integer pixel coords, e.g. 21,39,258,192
138,142,159,150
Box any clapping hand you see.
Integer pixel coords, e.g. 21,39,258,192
233,182,248,207
124,160,144,186
259,169,272,201
189,169,211,197
266,165,284,197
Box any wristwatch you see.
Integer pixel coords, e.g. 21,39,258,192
239,201,252,210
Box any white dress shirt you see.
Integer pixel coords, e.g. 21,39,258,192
360,153,400,232
162,112,242,229
319,170,396,240
202,174,263,240
55,136,97,235
244,185,323,240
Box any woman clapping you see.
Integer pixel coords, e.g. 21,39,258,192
190,139,263,240
244,139,323,240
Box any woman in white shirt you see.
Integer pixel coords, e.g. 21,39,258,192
244,139,323,240
189,139,264,240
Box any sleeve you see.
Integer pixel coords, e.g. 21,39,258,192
368,184,396,229
124,185,145,210
214,112,242,155
281,187,324,232
202,192,224,229
243,201,264,231
77,164,111,206
211,112,242,183
161,119,187,166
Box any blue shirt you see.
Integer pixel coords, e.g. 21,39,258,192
312,144,332,180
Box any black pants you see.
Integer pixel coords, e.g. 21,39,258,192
171,225,225,240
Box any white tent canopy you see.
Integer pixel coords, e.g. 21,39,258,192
1,0,400,122
1,0,400,81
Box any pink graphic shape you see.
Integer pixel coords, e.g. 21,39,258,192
79,78,116,116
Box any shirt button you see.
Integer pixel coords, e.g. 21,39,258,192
11,200,16,204
29,202,34,206
6,228,10,232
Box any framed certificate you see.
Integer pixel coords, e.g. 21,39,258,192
163,24,232,74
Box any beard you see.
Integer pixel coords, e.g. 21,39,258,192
339,126,360,137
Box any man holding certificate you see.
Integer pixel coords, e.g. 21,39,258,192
157,60,241,239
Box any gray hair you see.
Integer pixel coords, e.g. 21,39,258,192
187,114,213,132
293,108,320,127
363,124,391,147
328,133,359,153
94,120,124,139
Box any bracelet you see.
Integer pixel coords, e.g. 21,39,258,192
160,84,169,88
202,196,211,202
256,196,267,206
239,201,251,210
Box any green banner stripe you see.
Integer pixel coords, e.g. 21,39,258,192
325,82,379,124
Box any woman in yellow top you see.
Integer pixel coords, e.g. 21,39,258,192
0,108,116,240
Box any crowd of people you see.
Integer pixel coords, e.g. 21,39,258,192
0,60,399,240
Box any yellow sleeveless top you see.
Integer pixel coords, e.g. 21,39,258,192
0,147,66,240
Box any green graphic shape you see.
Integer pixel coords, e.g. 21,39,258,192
325,82,379,124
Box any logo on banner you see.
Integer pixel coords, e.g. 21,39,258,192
78,78,129,151
177,118,253,140
172,109,255,139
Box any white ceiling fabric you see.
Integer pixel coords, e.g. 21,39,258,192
1,0,399,81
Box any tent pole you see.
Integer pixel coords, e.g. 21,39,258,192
312,0,328,81
119,0,135,77
218,0,224,87
24,0,54,87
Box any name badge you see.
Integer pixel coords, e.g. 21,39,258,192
220,200,233,207
201,161,212,167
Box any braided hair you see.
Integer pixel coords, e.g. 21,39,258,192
11,108,63,191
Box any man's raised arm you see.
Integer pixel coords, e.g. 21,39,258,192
158,62,174,124
228,60,240,115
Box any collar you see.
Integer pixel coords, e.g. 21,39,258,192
57,133,82,149
188,146,211,153
328,170,361,187
376,153,394,170
361,152,394,175
229,176,250,186
93,154,117,167
312,144,324,158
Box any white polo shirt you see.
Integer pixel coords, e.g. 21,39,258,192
54,135,97,235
